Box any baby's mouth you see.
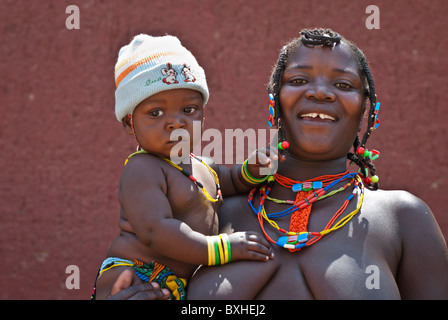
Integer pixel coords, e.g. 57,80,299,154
168,139,188,145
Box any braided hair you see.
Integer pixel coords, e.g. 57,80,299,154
267,28,379,189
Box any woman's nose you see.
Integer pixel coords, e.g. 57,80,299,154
305,80,335,102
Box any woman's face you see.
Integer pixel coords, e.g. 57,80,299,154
279,42,365,161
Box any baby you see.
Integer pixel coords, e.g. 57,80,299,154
92,34,274,300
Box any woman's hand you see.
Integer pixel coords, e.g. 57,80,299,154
107,269,170,300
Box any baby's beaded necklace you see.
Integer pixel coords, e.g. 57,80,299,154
125,150,221,202
248,172,364,251
164,154,222,202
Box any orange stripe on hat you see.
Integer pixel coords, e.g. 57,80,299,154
115,51,176,88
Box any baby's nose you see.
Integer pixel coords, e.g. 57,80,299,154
166,116,186,130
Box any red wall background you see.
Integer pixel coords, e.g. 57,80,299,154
1,0,447,299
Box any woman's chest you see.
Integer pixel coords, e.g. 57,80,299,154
230,199,402,299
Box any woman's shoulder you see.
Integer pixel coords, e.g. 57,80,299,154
363,188,434,228
364,188,429,211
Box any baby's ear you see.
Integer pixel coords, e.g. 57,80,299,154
123,115,134,135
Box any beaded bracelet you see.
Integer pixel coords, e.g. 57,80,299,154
207,234,231,266
241,159,269,185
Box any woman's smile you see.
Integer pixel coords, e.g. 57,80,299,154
300,112,336,121
279,43,365,160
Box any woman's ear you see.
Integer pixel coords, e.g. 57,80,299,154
123,115,134,135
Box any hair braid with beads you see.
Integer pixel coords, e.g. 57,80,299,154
267,28,379,189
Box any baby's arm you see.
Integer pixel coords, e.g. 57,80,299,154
216,145,284,196
120,155,272,266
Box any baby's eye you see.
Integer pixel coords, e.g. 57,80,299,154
184,106,197,114
149,110,164,117
335,83,352,89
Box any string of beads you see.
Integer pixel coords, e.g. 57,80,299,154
248,172,364,251
125,150,221,202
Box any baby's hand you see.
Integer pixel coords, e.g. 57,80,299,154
228,231,274,262
245,145,285,179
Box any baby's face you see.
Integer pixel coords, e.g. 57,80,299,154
128,88,204,160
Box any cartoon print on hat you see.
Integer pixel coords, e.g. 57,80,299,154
182,64,196,82
161,63,179,84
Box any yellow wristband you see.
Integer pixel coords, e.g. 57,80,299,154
208,234,232,266
207,236,215,266
219,234,230,264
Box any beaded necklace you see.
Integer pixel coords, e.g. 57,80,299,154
125,150,221,203
248,172,364,251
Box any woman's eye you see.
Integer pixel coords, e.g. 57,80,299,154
335,83,352,89
290,79,308,85
184,106,197,114
149,110,164,117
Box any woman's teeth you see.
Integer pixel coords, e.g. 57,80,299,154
301,113,335,121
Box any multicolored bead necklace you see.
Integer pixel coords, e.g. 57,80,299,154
125,150,221,202
248,172,364,251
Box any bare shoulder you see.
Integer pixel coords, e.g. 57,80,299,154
121,152,166,175
363,188,435,227
119,153,168,193
365,189,448,299
364,188,427,209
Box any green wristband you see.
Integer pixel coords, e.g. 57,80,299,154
243,160,268,184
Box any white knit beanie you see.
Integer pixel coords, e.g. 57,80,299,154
114,34,209,121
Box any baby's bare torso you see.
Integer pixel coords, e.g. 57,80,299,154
107,155,221,278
